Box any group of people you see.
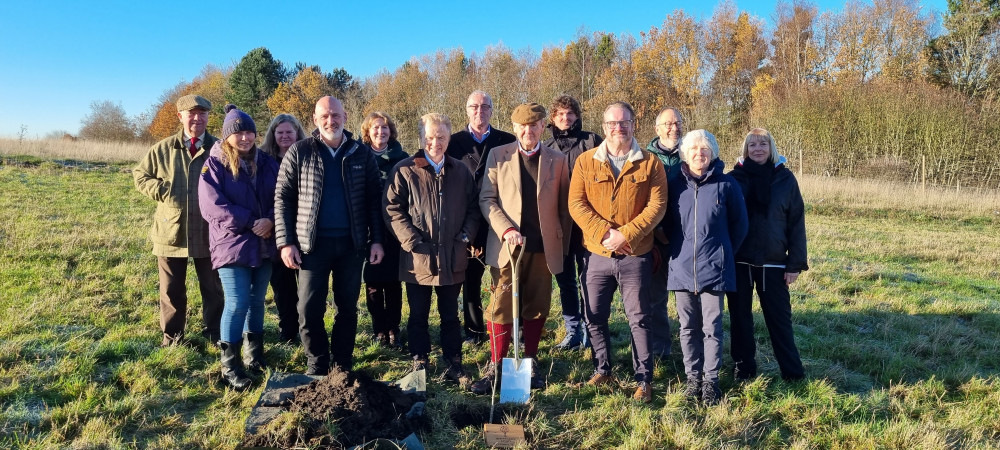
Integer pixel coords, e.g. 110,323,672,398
132,90,808,405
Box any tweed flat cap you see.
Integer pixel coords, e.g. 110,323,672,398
176,94,212,112
511,102,547,124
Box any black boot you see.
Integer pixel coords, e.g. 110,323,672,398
444,357,471,387
242,332,266,373
528,358,546,390
470,361,500,395
219,341,252,391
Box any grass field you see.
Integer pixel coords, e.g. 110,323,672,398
1,147,999,448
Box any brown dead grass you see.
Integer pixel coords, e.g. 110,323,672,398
799,174,1000,218
0,138,148,163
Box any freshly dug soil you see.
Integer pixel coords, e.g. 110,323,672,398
241,367,427,449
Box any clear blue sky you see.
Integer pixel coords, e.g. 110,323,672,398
0,0,946,138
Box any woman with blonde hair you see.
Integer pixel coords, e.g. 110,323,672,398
259,114,307,342
360,112,408,347
199,105,279,390
727,128,807,382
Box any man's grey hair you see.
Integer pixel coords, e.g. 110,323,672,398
467,90,492,106
656,107,683,125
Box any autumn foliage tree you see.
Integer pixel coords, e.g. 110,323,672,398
266,67,333,128
592,10,703,140
365,61,431,147
704,2,767,140
771,1,820,90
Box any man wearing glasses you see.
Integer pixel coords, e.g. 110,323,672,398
645,107,685,359
568,102,668,403
446,90,516,345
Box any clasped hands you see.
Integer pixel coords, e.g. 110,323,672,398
602,228,631,254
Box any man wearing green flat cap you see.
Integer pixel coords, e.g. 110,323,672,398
133,94,224,347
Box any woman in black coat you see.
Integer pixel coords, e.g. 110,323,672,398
260,113,308,343
727,128,807,382
361,112,409,348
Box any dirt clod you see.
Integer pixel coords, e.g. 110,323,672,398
242,367,427,449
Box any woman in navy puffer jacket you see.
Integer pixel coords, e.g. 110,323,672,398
199,105,279,391
665,129,748,405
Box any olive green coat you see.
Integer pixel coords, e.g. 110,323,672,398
133,130,219,258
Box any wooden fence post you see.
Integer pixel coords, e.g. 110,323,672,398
799,147,803,178
922,155,926,192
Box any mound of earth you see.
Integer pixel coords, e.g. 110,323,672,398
241,367,427,449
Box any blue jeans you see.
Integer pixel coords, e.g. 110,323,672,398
218,262,273,343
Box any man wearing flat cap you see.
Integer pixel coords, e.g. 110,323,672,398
133,94,224,347
470,102,571,394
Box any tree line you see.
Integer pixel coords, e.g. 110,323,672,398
78,0,1000,188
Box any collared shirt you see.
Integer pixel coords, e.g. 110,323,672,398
469,124,492,144
425,154,445,174
518,141,540,157
320,136,345,158
182,132,206,152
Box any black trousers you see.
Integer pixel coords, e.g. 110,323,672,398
728,264,804,380
269,258,299,341
554,248,586,332
461,257,487,341
298,236,364,371
406,283,463,361
366,281,403,336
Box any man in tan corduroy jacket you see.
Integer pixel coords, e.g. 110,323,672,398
568,101,667,403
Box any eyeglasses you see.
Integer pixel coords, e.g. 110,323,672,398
603,120,633,129
657,121,683,128
467,104,492,111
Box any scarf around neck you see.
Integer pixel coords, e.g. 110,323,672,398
740,159,774,214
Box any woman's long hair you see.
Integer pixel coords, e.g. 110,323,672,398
220,140,256,180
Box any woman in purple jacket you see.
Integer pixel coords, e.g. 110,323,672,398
199,105,279,390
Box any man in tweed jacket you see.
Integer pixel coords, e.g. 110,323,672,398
132,94,224,347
